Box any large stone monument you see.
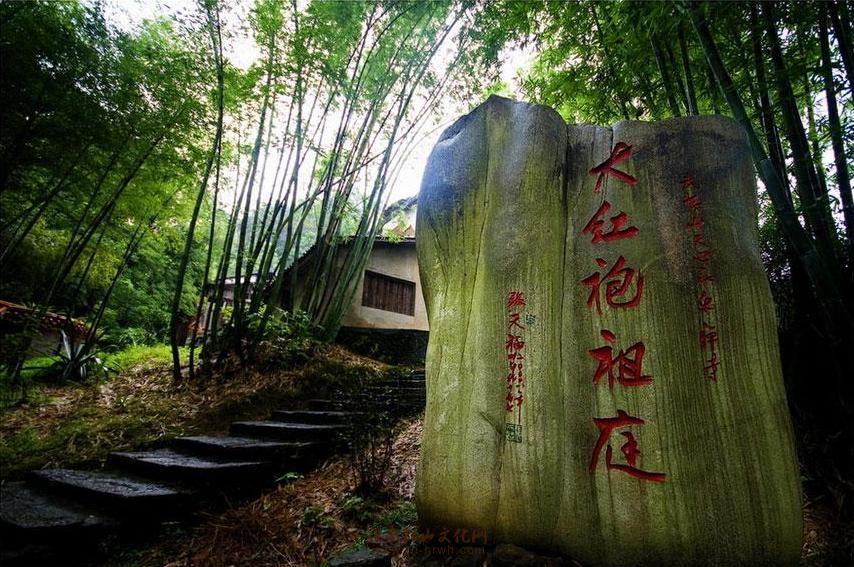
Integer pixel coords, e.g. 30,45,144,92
415,96,802,565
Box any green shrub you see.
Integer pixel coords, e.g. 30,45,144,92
301,505,334,529
251,309,325,368
340,495,373,524
101,327,158,351
31,332,113,383
373,502,418,531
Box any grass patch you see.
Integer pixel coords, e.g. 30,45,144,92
373,501,418,531
0,343,393,480
19,355,61,379
103,345,189,373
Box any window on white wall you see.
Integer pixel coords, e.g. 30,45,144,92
362,270,415,316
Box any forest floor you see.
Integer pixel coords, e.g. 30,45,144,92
2,346,851,566
0,344,389,479
106,416,852,567
106,417,426,567
102,417,854,567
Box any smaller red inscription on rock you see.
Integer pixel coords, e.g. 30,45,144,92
504,291,528,419
507,291,526,309
508,312,525,331
680,174,720,382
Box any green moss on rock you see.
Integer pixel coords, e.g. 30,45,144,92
415,96,801,566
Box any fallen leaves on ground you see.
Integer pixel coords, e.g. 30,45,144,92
0,344,390,478
132,416,424,567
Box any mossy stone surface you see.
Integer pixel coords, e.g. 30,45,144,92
415,96,801,566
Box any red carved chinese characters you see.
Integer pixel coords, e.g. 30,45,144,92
582,141,665,483
507,291,526,309
588,142,639,194
582,201,640,244
504,291,526,418
680,175,720,381
589,329,652,389
589,410,666,482
582,256,645,314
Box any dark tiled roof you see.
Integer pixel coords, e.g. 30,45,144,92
0,300,88,338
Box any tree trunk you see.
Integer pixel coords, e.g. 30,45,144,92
821,3,854,261
679,23,699,116
761,2,839,265
687,2,847,319
750,3,789,196
650,33,682,116
171,1,226,381
828,0,854,93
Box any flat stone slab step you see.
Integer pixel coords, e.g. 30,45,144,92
271,410,366,424
107,449,272,483
172,435,318,461
364,386,425,394
30,469,191,513
306,398,423,412
0,482,116,537
230,420,346,441
307,399,337,410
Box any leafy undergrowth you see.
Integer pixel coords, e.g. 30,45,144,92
112,417,425,567
0,344,389,479
801,496,854,566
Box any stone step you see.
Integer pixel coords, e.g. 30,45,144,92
30,469,192,516
350,394,426,406
364,380,425,388
354,386,426,395
305,397,423,413
374,377,425,384
230,420,346,442
107,449,272,485
377,386,425,394
0,482,116,541
172,435,319,463
270,410,365,425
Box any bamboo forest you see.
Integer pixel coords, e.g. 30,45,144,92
0,1,852,566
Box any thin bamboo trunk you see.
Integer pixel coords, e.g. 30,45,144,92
688,2,848,321
828,0,854,93
170,1,226,381
761,2,839,265
679,23,699,116
821,3,854,261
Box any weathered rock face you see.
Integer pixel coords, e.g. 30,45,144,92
415,96,802,566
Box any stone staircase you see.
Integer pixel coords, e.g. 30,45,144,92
0,369,425,565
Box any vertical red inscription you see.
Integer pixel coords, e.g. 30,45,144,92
583,141,665,483
589,410,666,482
680,175,720,381
504,291,526,418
